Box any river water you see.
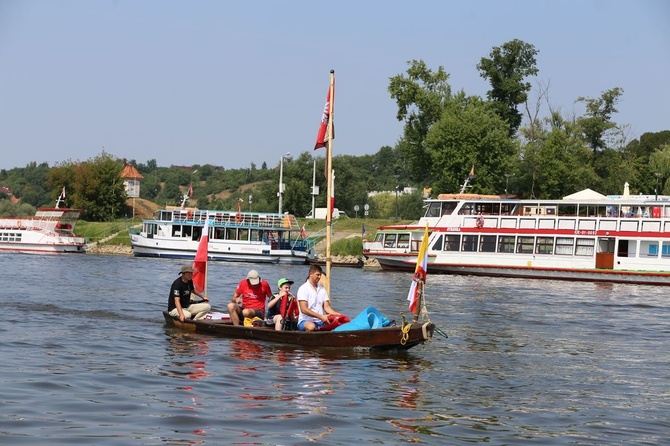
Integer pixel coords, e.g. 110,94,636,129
1,253,668,445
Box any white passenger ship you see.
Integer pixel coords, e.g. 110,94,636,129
364,190,670,285
130,206,316,264
0,198,87,254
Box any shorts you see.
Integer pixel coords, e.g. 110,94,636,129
298,320,325,331
244,308,264,319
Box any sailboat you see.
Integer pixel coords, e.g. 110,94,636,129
162,71,435,350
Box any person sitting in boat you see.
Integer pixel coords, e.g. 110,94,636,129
167,265,211,322
266,277,296,330
296,264,342,331
228,269,273,326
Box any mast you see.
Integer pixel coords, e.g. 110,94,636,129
325,69,335,297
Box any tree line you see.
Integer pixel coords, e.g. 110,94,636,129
1,39,669,221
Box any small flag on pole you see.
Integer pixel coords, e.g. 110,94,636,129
188,184,193,197
468,165,475,179
314,81,334,150
407,223,429,314
362,223,366,237
300,224,307,239
61,187,66,198
192,218,210,293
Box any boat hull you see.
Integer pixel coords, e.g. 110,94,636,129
163,312,434,351
428,263,670,286
0,243,86,254
0,209,87,254
131,242,302,264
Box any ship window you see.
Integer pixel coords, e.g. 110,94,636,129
431,234,443,251
498,236,515,253
647,243,659,257
516,236,534,253
459,203,475,215
536,237,554,255
425,203,442,218
384,233,397,248
441,202,457,216
225,228,236,240
462,235,478,252
575,238,595,256
479,235,496,252
555,237,574,255
374,233,384,243
397,233,410,248
171,225,182,237
182,225,192,238
238,229,249,241
444,235,460,251
662,242,670,258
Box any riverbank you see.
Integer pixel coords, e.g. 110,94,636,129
86,237,382,268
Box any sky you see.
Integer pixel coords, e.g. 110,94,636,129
1,0,668,172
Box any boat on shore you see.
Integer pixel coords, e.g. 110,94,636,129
0,192,87,254
130,205,316,264
163,311,434,350
364,189,670,285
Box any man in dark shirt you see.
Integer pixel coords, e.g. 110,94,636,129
168,265,210,322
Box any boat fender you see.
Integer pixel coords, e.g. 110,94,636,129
476,215,485,228
235,212,243,223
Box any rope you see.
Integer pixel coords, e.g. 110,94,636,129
400,321,411,345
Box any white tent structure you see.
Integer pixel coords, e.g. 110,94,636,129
562,188,609,200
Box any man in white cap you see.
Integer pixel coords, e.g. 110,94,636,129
228,269,272,325
168,265,210,322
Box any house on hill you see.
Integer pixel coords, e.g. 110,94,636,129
121,160,144,198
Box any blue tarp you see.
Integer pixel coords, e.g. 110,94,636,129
332,306,391,332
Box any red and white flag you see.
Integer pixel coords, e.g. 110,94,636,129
192,218,209,293
314,81,334,150
300,224,307,239
188,184,193,197
61,187,66,198
407,223,429,314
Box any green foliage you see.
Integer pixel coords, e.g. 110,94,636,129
389,60,452,184
331,237,364,256
0,200,36,217
576,87,624,154
426,93,517,195
477,39,539,137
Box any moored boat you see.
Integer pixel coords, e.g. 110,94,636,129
0,191,87,254
365,189,670,285
130,206,316,264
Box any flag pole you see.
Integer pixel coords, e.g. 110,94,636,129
325,69,335,297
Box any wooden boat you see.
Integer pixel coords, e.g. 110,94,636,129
164,72,438,351
163,311,434,351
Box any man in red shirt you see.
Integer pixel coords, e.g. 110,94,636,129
228,269,273,325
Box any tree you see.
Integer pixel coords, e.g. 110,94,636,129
576,87,624,155
477,39,539,137
424,93,517,195
388,60,452,183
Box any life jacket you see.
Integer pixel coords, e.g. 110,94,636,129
280,296,299,330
